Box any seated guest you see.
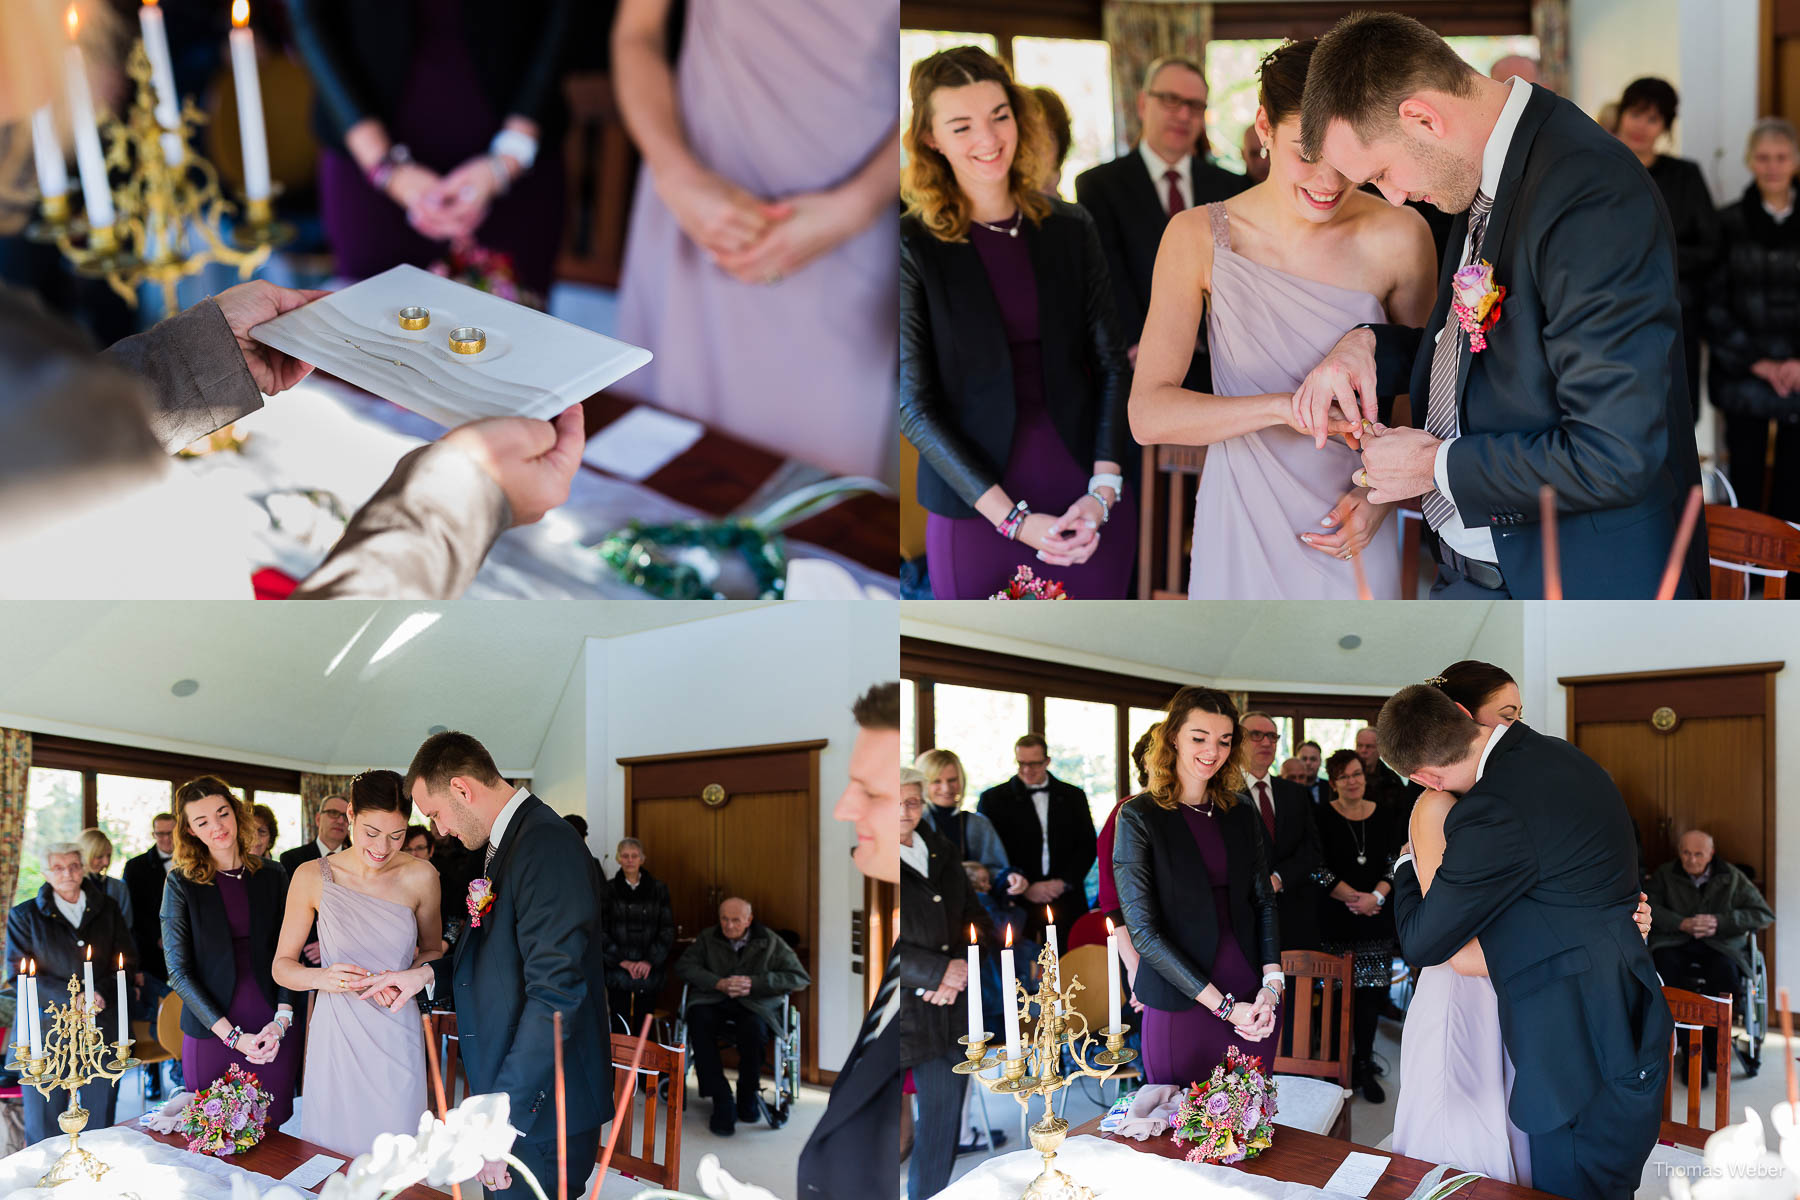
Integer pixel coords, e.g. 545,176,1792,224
677,898,812,1135
1239,714,1322,953
403,824,435,861
78,826,135,931
249,804,280,861
979,734,1097,949
1615,77,1720,420
1076,57,1248,385
163,777,300,1128
1313,750,1405,1102
1032,85,1074,196
1645,829,1774,1078
602,837,674,1034
4,843,135,1144
901,46,1136,599
913,752,1023,896
1707,117,1800,520
1115,688,1280,1087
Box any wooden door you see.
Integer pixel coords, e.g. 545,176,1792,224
622,741,827,1082
1563,663,1782,985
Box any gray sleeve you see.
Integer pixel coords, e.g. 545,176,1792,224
100,299,264,454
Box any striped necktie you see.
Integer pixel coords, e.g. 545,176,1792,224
1421,190,1494,531
483,839,498,876
860,945,902,1049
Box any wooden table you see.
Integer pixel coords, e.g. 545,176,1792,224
1070,1116,1559,1200
127,1122,449,1199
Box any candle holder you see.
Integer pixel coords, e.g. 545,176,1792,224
228,187,296,253
51,40,277,310
5,974,139,1187
953,1031,1001,1076
972,942,1137,1200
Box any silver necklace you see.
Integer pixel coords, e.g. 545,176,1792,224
1342,807,1369,865
973,211,1023,238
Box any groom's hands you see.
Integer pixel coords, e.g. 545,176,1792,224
1293,328,1380,450
1356,425,1442,504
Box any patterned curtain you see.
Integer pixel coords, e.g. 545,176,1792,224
0,730,29,912
1103,1,1213,156
1531,0,1571,97
300,773,355,844
1226,692,1250,720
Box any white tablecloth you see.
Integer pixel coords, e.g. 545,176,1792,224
0,1125,321,1200
941,1134,1376,1199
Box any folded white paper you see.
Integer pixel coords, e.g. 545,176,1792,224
1324,1150,1391,1197
582,405,705,481
282,1153,346,1189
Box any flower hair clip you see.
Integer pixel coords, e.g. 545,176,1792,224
1423,675,1448,687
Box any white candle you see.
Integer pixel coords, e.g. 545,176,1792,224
965,926,982,1047
137,0,185,164
227,1,271,202
30,105,68,202
64,5,116,230
116,953,129,1045
1106,919,1122,1033
83,947,95,1013
26,962,42,1059
1043,907,1061,1009
999,926,1021,1062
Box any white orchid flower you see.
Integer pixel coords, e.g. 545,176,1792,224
696,1153,783,1200
413,1108,487,1186
349,1130,429,1194
443,1093,523,1163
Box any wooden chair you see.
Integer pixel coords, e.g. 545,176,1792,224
425,1009,466,1105
1059,944,1141,1104
607,1031,685,1190
131,993,180,1107
1136,443,1207,598
1704,504,1800,598
1273,950,1355,1140
1661,986,1732,1149
555,73,640,290
1063,911,1111,953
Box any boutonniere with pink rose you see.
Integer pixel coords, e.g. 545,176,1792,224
1451,260,1507,352
467,877,495,928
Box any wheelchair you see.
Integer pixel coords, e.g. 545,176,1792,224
671,984,802,1129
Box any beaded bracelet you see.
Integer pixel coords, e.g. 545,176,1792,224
996,500,1030,541
224,1025,244,1049
1213,992,1236,1022
1085,488,1113,524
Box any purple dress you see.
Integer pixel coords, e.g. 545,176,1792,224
181,873,300,1129
317,0,567,297
924,224,1139,599
1140,805,1267,1086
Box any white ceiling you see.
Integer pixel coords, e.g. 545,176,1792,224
0,602,776,771
901,601,1521,693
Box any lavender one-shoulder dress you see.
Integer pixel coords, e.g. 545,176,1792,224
1189,204,1402,599
300,857,428,1158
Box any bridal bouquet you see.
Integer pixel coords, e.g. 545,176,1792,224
1171,1046,1278,1165
990,565,1067,600
179,1063,273,1157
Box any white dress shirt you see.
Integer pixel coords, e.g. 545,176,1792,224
1030,786,1052,875
485,787,533,862
53,889,87,931
1140,142,1193,214
159,848,175,873
1432,75,1533,564
899,835,929,878
313,838,337,860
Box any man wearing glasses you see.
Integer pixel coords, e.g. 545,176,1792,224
1075,57,1249,387
978,734,1096,952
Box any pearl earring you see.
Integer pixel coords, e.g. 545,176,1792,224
1260,147,1269,159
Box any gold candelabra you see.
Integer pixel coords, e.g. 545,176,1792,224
956,943,1137,1200
5,974,139,1187
28,39,288,312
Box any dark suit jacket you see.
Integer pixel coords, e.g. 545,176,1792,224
1369,84,1708,598
978,775,1097,930
122,847,172,980
277,842,323,877
161,862,299,1037
899,200,1131,518
427,795,612,1140
1247,775,1324,951
1075,151,1250,392
796,1009,900,1199
899,827,995,1067
1391,723,1674,1135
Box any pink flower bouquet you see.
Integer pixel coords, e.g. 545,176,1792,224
1171,1046,1279,1165
178,1063,273,1157
990,566,1068,600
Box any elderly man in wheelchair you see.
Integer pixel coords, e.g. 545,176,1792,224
676,897,811,1136
1646,829,1775,1083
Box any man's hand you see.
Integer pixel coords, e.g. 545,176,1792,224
939,959,969,998
1293,327,1379,449
1358,425,1443,504
1270,873,1283,894
1004,873,1029,897
441,404,586,526
213,280,332,396
1680,913,1719,938
476,1160,512,1191
302,940,322,967
1023,880,1066,905
1634,893,1653,941
624,960,651,981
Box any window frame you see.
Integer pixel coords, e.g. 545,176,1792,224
27,732,303,832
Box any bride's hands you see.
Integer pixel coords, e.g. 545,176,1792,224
1300,487,1392,561
319,963,371,994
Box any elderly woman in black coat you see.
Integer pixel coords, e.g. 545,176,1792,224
601,837,675,1033
4,841,135,1143
1708,117,1800,520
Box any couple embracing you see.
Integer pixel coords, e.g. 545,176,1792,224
1131,11,1705,599
274,732,610,1199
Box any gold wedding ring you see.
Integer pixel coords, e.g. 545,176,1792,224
449,326,487,355
398,305,430,330
1354,468,1371,488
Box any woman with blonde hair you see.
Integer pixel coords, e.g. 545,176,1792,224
914,748,1025,896
1113,687,1280,1083
78,826,135,930
900,45,1136,599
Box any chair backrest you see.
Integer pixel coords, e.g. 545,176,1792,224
424,1009,467,1106
1661,986,1732,1148
1065,912,1111,952
607,1032,685,1189
1275,950,1353,1089
555,73,638,289
156,990,184,1063
1058,944,1115,1033
1704,504,1800,599
1137,443,1208,598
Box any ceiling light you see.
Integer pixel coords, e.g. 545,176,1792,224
428,725,448,736
170,679,199,697
369,611,442,666
1338,635,1362,650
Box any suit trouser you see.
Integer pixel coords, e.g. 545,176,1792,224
687,999,769,1107
492,1124,601,1200
24,1076,117,1145
1526,1057,1666,1200
909,1049,967,1200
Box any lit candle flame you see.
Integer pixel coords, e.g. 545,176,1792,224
1106,916,1115,935
143,0,158,8
117,952,124,968
968,924,976,944
1045,905,1053,924
86,945,93,961
65,4,78,39
231,0,249,28
1004,924,1013,948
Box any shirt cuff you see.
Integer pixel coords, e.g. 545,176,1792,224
1432,437,1457,503
1271,872,1282,887
1394,853,1416,875
424,976,435,1002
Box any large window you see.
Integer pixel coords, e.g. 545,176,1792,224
255,791,305,859
931,684,1028,802
18,768,83,906
96,774,173,870
1045,697,1118,829
900,681,917,771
